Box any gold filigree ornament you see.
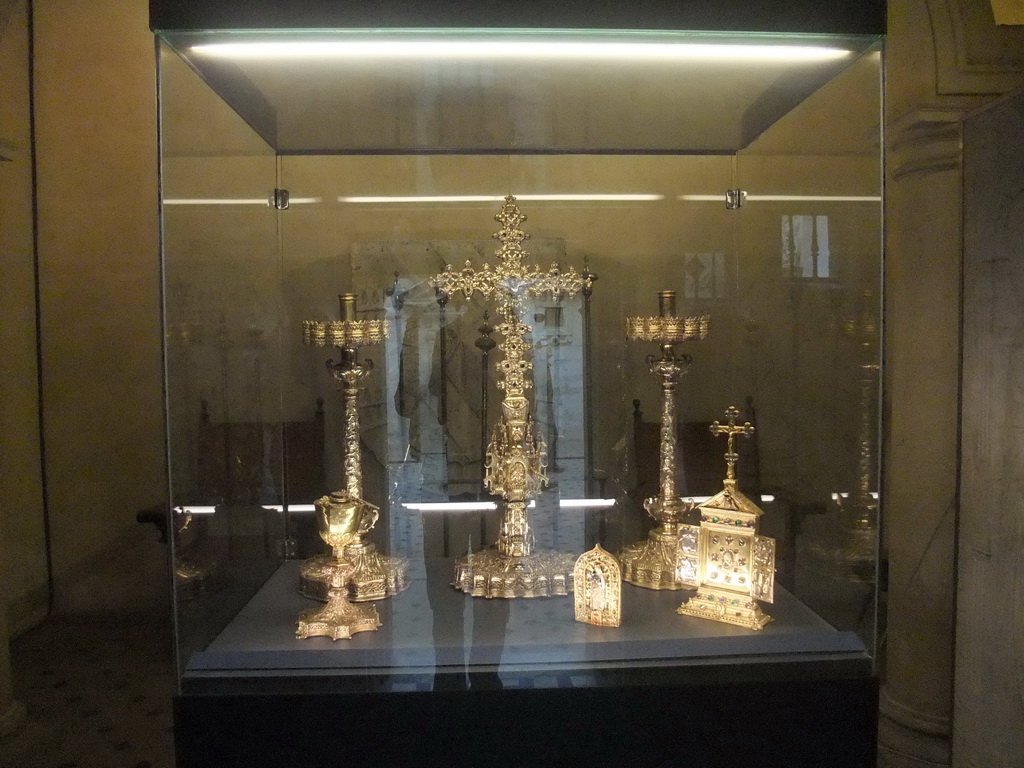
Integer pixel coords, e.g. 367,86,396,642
620,291,710,589
574,545,622,627
676,406,775,630
299,294,409,604
432,195,593,598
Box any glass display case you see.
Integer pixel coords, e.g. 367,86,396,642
154,4,883,766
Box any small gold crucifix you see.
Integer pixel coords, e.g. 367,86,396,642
710,405,755,482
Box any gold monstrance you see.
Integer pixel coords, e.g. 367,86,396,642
432,195,592,598
676,406,775,630
620,291,709,589
299,294,409,603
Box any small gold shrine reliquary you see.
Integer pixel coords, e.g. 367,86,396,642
574,545,622,627
677,407,775,630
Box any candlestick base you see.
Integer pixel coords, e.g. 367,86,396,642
620,525,687,590
299,540,409,602
452,547,575,598
296,587,382,640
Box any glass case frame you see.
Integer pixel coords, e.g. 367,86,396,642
154,3,885,766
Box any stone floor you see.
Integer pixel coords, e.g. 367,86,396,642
0,619,175,768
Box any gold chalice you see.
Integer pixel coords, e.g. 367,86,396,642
316,491,379,561
295,492,382,640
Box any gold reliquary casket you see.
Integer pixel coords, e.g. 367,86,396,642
676,408,776,630
676,486,776,630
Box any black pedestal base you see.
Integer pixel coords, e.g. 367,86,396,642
175,676,877,768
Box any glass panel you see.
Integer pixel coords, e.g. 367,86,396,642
160,29,879,153
280,153,735,554
158,33,883,693
158,40,285,678
734,46,882,654
273,155,748,691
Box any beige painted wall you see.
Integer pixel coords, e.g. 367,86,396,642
0,0,47,634
33,0,165,615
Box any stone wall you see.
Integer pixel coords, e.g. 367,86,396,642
881,1,1024,766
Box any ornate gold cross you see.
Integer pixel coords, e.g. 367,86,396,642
432,195,590,405
710,405,755,482
430,195,591,559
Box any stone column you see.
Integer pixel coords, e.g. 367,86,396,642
955,85,1024,768
881,2,1024,765
879,110,965,767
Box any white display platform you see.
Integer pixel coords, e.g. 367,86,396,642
184,558,866,689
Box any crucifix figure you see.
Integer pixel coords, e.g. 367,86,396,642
711,406,755,484
432,195,592,598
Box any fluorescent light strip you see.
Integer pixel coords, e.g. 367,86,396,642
338,194,662,204
174,505,216,515
178,497,773,514
174,504,319,514
337,193,663,202
748,195,881,202
402,501,498,511
192,41,851,63
522,194,662,202
402,498,619,512
163,197,321,205
340,195,500,204
164,198,269,206
679,194,881,202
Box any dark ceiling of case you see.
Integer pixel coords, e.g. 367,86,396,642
150,0,885,35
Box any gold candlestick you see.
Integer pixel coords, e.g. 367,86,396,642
299,294,409,603
676,406,775,630
620,291,709,589
431,195,592,598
